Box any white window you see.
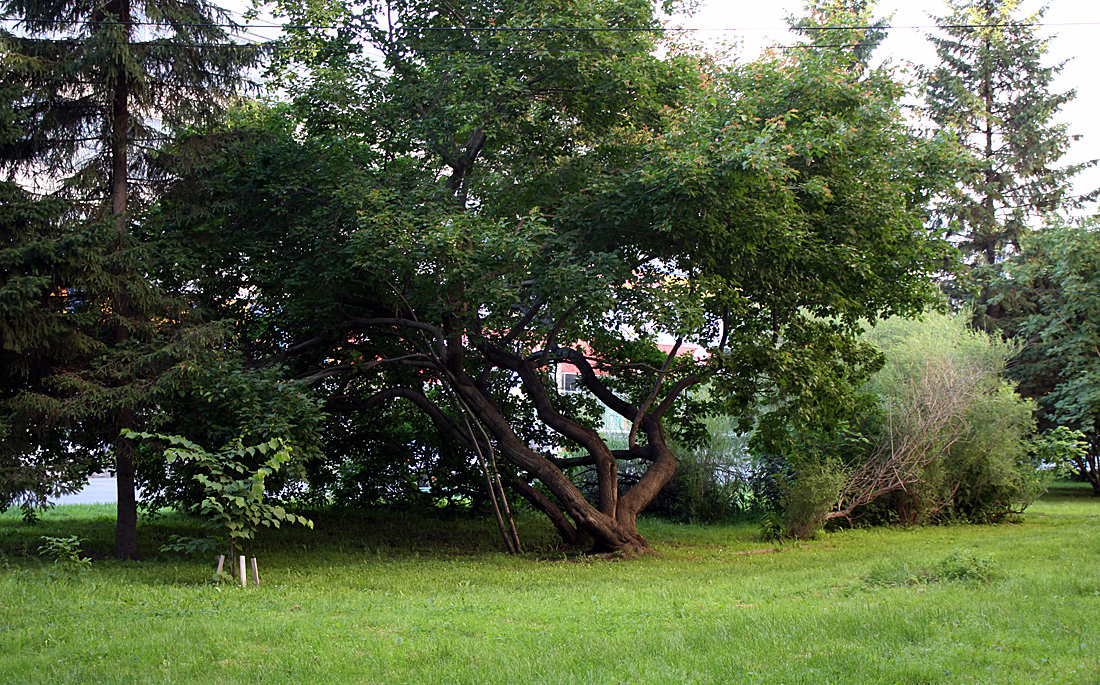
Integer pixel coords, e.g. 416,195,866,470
560,372,582,393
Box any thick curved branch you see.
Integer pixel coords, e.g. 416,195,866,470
501,295,547,344
564,348,639,422
483,345,612,455
652,371,713,420
254,335,329,368
539,303,581,365
479,343,620,516
629,337,681,451
509,479,581,546
298,354,436,383
617,416,677,520
348,316,447,359
553,448,654,468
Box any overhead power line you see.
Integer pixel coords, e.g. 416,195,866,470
5,16,1088,56
8,39,651,52
7,17,1100,33
8,14,1094,57
7,40,884,54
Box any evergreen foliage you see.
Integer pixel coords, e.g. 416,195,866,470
923,0,1092,266
0,0,259,197
0,181,109,515
0,0,259,557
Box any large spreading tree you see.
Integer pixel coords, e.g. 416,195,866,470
153,0,956,553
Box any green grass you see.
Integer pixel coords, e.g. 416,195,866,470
2,484,1099,684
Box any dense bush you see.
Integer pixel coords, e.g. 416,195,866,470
775,311,1041,537
778,458,849,539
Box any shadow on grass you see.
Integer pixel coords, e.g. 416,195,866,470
1043,481,1098,501
11,485,1091,571
0,503,572,565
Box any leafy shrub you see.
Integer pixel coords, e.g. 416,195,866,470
941,384,1044,522
759,311,1041,537
38,535,91,580
991,223,1100,496
779,458,849,539
805,311,1039,531
859,312,1039,524
135,358,326,514
1031,426,1089,478
751,424,873,539
125,431,313,563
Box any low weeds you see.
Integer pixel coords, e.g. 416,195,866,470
863,548,1000,587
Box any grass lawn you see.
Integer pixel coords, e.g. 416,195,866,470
1,484,1098,684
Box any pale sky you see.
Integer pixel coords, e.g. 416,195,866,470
679,0,1100,210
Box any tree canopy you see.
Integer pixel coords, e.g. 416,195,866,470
145,0,958,552
0,0,982,554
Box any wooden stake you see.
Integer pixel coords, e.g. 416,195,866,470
250,557,260,586
239,555,247,587
215,555,225,576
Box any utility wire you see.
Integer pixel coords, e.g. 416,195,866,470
5,16,1079,54
1,36,878,52
4,21,1071,53
5,17,1096,32
5,39,654,53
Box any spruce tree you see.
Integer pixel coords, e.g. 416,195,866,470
924,0,1092,266
0,182,110,517
0,0,258,557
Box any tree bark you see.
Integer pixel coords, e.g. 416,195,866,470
510,478,583,547
108,0,139,560
449,365,668,554
113,422,139,560
346,322,689,555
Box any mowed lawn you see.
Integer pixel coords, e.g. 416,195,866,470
1,484,1098,684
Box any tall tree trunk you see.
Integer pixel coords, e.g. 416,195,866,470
114,410,139,560
980,0,997,267
109,0,138,560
